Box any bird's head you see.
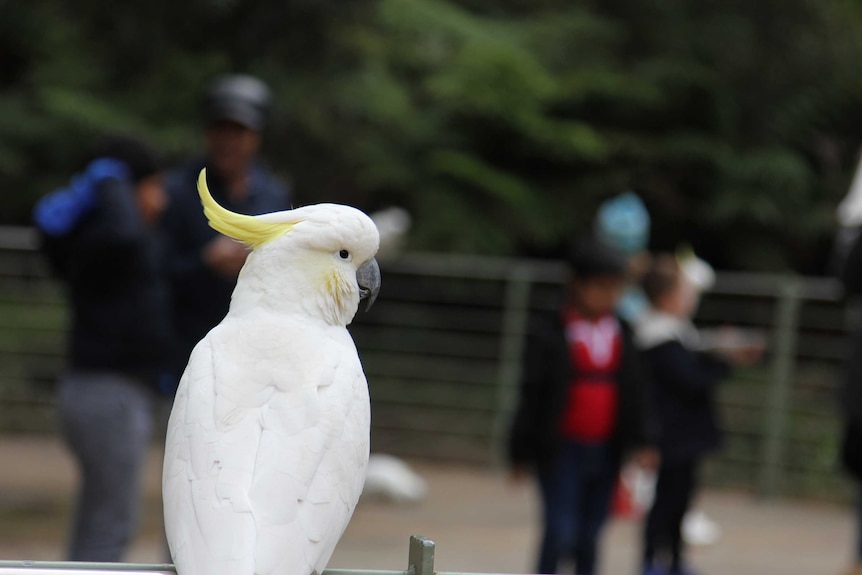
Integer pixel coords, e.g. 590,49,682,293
197,169,381,325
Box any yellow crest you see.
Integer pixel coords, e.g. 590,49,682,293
197,169,294,249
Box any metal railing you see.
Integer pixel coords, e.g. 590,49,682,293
0,536,450,575
0,227,853,500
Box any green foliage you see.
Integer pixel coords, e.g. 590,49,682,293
3,0,862,270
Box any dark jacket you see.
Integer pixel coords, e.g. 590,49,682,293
839,232,862,478
641,339,729,463
161,158,290,373
36,176,173,387
840,233,862,428
507,309,656,471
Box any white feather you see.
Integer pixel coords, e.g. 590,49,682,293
164,204,379,575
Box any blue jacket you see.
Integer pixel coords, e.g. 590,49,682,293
161,158,290,375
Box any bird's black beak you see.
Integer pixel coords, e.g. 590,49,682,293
357,257,381,311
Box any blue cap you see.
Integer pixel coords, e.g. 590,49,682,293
595,191,650,254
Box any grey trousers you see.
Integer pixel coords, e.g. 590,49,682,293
57,371,155,562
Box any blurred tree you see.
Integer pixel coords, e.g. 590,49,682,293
312,0,862,269
3,0,862,271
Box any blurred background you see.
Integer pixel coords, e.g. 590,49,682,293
3,1,862,574
5,0,862,269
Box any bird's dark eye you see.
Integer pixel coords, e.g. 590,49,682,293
338,249,350,260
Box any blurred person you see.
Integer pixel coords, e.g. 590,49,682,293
634,253,759,575
161,73,290,384
838,231,862,575
595,191,652,323
594,192,657,520
507,237,658,575
32,135,171,561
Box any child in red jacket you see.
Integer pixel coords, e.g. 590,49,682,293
508,237,657,575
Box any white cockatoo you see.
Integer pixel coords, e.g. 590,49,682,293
163,170,381,575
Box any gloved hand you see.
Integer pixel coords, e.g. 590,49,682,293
33,158,129,236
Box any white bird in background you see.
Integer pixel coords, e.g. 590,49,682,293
163,170,381,575
361,454,428,504
368,207,412,261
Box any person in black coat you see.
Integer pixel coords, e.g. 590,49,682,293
161,74,291,385
839,232,862,575
508,238,657,575
33,136,171,561
634,254,757,575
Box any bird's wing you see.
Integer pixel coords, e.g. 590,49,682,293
163,331,260,575
250,331,370,575
163,318,370,575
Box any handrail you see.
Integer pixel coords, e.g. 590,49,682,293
0,536,456,575
0,226,38,251
0,225,843,300
0,563,176,575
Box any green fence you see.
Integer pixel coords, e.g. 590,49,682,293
0,226,853,500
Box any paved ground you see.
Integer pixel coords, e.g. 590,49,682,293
0,436,855,574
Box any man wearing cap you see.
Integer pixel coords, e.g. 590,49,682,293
161,74,290,386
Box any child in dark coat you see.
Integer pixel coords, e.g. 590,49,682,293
634,253,756,575
508,238,657,575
